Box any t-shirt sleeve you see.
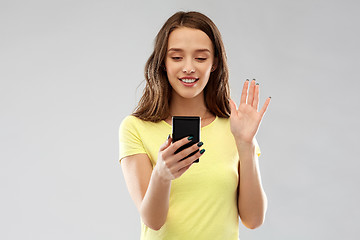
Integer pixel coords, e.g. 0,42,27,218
254,138,261,157
118,116,147,163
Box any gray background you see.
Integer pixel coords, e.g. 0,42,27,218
1,0,359,239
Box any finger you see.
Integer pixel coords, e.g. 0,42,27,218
229,98,237,116
253,83,259,110
159,134,172,151
173,140,202,162
259,97,271,118
240,79,249,105
175,149,204,174
162,136,193,166
168,135,193,151
247,79,256,106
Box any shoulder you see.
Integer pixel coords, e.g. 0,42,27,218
119,115,148,130
120,115,142,125
120,115,137,126
216,116,230,124
119,115,166,135
119,115,144,137
214,116,231,129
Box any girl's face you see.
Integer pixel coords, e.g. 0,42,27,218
165,27,217,100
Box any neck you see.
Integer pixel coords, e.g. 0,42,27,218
168,91,211,119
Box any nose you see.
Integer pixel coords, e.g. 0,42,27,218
182,58,196,74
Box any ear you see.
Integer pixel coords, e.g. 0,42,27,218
211,57,218,72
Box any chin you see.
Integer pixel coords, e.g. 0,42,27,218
177,91,203,99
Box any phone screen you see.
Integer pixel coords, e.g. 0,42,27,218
172,116,201,163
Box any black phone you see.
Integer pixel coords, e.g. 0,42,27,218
172,116,201,163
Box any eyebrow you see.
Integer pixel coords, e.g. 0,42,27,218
167,48,211,53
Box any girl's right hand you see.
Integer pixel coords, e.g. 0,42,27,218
154,135,205,182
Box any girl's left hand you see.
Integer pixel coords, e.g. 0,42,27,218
229,79,271,144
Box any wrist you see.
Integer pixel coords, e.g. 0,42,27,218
234,137,255,146
235,138,256,156
153,164,172,185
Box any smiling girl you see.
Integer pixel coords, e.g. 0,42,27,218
119,11,271,239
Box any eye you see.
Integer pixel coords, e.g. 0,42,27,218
196,58,207,61
171,57,182,60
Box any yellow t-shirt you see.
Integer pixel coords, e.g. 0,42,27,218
119,115,261,240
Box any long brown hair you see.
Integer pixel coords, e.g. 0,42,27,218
132,11,230,122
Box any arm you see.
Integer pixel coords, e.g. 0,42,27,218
236,140,267,229
121,136,204,230
229,79,271,229
121,153,171,230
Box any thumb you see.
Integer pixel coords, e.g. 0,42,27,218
159,134,172,151
229,98,237,116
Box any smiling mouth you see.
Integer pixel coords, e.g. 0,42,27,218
179,78,199,83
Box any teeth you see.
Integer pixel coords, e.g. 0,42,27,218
181,78,197,83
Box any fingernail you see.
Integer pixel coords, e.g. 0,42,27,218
188,136,194,140
200,149,205,154
197,142,203,147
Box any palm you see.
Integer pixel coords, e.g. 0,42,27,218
229,80,271,143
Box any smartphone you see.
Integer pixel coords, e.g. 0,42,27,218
172,116,201,163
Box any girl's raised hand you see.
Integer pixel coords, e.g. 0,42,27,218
154,136,205,181
229,79,271,144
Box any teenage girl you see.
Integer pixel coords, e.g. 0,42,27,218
119,11,271,240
